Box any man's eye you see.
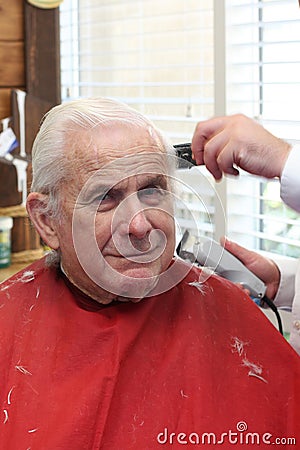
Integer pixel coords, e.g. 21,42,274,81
138,186,166,205
95,191,118,211
97,192,112,202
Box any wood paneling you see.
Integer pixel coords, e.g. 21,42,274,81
0,1,60,256
0,89,12,119
0,164,22,207
0,0,24,120
0,0,24,41
25,3,61,103
0,42,25,87
0,2,60,213
0,0,25,207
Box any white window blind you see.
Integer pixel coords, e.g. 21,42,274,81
226,0,300,139
60,0,300,258
225,0,300,257
60,0,214,141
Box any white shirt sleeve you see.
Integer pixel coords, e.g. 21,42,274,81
273,256,299,309
280,144,300,213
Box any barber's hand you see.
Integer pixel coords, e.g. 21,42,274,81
220,237,280,300
191,114,291,181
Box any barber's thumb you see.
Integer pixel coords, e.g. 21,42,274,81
220,236,251,265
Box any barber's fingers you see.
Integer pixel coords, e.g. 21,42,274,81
191,117,227,164
215,141,240,177
192,117,240,180
221,236,280,300
202,130,239,180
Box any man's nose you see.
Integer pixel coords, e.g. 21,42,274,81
128,208,152,239
114,194,152,239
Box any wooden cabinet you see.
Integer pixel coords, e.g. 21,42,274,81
0,0,60,264
0,0,25,119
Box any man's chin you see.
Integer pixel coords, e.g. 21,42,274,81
78,258,163,301
113,267,160,299
121,266,159,278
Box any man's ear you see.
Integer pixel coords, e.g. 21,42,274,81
26,192,60,250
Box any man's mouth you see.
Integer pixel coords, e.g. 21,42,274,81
109,247,161,263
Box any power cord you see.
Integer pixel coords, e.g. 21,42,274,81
260,295,283,335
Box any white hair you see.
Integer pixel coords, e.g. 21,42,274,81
31,96,176,218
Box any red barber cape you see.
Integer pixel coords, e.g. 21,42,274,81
0,258,299,449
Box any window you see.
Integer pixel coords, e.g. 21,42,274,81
225,0,300,257
60,0,300,258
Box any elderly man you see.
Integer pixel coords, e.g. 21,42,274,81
0,98,299,449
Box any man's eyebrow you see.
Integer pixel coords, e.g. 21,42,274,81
78,174,168,204
77,183,113,204
138,174,168,189
84,183,111,195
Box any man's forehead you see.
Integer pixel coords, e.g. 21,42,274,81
89,152,169,183
74,150,171,198
94,120,163,151
70,122,166,168
99,149,168,172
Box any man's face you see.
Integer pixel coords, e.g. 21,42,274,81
55,122,176,304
